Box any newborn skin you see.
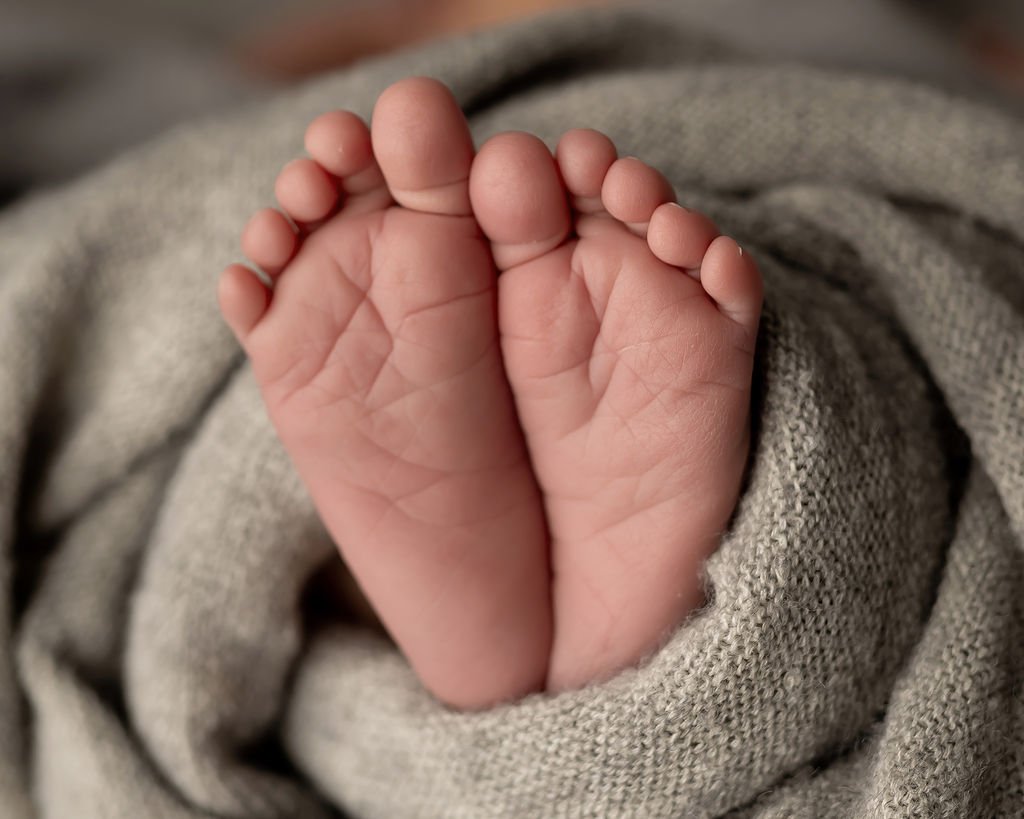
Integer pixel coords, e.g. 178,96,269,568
218,78,762,709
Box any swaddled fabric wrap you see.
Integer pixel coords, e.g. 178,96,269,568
1,4,1021,817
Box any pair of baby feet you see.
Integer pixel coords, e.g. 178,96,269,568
218,78,762,710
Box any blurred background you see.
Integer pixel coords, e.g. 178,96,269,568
2,0,1022,205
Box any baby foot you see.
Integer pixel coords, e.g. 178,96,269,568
470,129,762,691
218,79,552,709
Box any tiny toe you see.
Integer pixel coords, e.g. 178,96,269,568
470,131,571,270
556,128,617,214
305,111,373,178
371,77,474,215
275,157,339,226
218,263,270,341
699,235,764,329
305,110,386,197
601,157,676,235
647,202,721,271
241,208,298,279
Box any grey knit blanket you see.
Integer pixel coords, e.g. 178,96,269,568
2,5,1022,817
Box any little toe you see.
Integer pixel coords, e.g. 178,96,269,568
601,157,676,236
556,129,617,215
470,131,571,270
370,77,474,216
305,110,387,204
217,263,270,341
647,201,721,271
699,235,764,330
274,157,339,227
241,207,297,280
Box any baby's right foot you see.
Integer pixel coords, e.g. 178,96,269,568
218,79,552,709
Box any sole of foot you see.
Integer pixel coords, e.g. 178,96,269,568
218,78,552,710
469,126,762,691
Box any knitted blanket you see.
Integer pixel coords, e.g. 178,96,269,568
2,5,1022,817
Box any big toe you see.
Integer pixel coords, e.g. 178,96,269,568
370,77,475,216
469,131,571,270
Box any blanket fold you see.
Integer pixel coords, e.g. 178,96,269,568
1,4,1021,817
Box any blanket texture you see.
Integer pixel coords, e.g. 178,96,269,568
2,4,1022,817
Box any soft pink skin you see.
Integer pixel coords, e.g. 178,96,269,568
471,128,762,689
218,78,762,706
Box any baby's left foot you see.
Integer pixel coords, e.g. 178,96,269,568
470,129,763,691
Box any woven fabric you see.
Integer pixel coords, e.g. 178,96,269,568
1,5,1021,817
